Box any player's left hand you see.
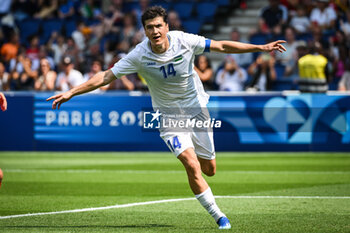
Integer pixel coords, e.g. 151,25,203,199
262,40,286,53
0,92,7,112
46,91,73,110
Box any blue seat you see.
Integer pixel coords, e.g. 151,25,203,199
196,2,217,23
182,19,202,34
173,2,194,20
151,0,172,10
273,80,293,91
17,18,41,45
250,33,267,45
296,33,312,42
217,0,230,6
275,63,286,80
41,19,63,44
124,2,139,12
64,20,77,37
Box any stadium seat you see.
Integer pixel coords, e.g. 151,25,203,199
182,19,202,34
124,1,139,12
151,0,172,10
64,20,77,37
173,2,195,20
17,18,41,45
275,63,286,80
250,33,268,45
217,0,230,6
41,19,63,44
196,2,218,23
273,79,294,91
296,32,313,42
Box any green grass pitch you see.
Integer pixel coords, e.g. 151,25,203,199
0,152,349,232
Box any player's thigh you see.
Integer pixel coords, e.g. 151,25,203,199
191,110,216,160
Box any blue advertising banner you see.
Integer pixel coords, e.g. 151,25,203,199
209,93,350,151
34,92,165,151
0,92,349,151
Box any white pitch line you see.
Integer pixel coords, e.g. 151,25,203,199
4,169,350,174
0,196,349,220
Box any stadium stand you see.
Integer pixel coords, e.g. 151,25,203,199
0,0,349,92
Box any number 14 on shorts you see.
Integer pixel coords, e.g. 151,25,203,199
167,136,181,152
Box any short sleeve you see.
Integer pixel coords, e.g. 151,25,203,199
328,8,337,21
182,32,208,55
110,51,139,79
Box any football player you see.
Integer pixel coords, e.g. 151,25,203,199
47,6,286,229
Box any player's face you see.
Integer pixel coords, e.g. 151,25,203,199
144,16,169,47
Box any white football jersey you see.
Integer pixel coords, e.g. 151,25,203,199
111,31,210,116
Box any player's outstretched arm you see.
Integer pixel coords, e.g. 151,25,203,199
210,40,286,54
46,69,115,109
0,92,7,112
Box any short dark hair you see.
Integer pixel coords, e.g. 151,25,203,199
141,6,168,27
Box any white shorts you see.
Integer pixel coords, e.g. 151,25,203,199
159,109,215,160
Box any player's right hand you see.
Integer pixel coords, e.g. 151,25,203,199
46,91,73,110
0,92,7,112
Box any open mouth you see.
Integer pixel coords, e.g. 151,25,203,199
153,35,161,40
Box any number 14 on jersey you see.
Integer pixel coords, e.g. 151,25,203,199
160,63,176,78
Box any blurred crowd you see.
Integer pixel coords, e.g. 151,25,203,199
205,0,350,92
0,0,349,93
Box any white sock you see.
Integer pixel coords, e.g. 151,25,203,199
195,187,225,222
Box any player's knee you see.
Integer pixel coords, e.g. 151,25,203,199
184,159,201,175
203,167,216,177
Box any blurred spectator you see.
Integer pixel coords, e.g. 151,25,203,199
259,0,288,35
332,45,347,83
284,40,308,79
58,0,75,19
330,30,348,61
215,56,247,92
55,56,84,91
280,0,299,18
0,0,12,18
340,10,350,36
72,20,90,51
26,35,40,61
247,53,277,91
80,0,102,19
310,26,329,49
0,32,19,63
194,55,214,90
229,29,253,68
64,37,82,68
12,0,38,21
290,5,311,34
10,55,38,90
338,61,350,91
310,0,337,31
34,0,58,19
275,27,298,74
36,45,55,71
330,31,348,84
134,0,150,29
0,62,9,91
83,59,108,93
35,58,57,91
168,10,183,31
48,32,67,66
119,13,137,44
298,42,329,92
